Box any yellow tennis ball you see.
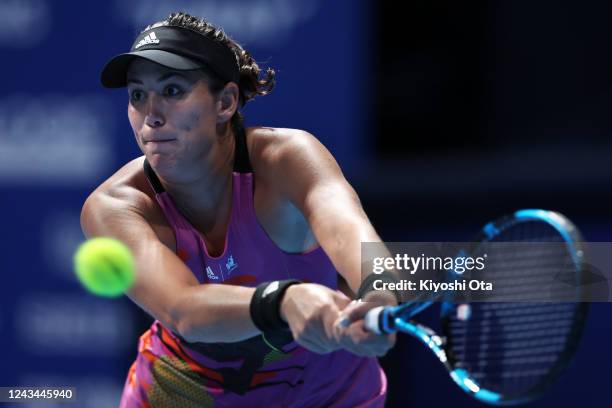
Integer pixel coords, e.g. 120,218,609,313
73,237,135,297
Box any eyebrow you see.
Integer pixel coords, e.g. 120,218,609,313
127,72,191,85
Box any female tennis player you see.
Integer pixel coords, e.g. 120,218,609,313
81,12,396,407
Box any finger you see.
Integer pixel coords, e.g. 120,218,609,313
295,331,333,354
335,300,361,328
341,321,394,357
339,335,380,357
354,321,394,348
305,319,342,354
323,307,347,350
337,300,378,328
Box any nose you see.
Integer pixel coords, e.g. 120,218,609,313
144,93,165,128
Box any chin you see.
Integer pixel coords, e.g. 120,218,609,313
145,153,181,179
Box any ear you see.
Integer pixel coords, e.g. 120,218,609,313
216,82,239,124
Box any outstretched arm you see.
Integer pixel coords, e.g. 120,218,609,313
81,184,260,343
256,129,393,297
257,129,397,356
81,176,350,353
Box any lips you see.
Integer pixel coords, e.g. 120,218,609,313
144,138,175,142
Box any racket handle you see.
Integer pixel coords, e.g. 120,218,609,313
364,306,384,334
364,306,396,334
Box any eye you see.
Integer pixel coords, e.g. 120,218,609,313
164,85,184,97
129,89,145,103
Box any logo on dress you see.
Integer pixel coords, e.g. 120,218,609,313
206,266,219,280
225,254,238,275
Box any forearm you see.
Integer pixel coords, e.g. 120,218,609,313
172,284,260,343
306,185,393,295
122,238,261,344
319,218,377,292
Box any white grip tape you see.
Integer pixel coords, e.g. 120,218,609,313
364,306,385,334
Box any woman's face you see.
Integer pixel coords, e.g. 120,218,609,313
126,58,220,177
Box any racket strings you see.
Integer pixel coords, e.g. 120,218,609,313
448,302,581,396
474,232,578,301
444,220,586,399
448,311,576,338
453,343,566,359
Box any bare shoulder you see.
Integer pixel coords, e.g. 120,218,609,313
246,127,333,175
81,156,174,248
86,156,155,213
247,126,319,153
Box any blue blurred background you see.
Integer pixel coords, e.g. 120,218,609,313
1,0,611,406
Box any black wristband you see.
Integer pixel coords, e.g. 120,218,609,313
250,279,301,332
357,271,402,304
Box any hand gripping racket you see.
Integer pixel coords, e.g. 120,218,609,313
364,209,589,405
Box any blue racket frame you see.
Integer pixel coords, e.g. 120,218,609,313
367,209,587,405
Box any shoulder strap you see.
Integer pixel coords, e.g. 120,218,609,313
233,123,253,173
143,158,165,193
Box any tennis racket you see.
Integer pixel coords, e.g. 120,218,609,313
364,209,589,405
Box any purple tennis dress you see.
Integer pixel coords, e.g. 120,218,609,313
119,130,386,407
